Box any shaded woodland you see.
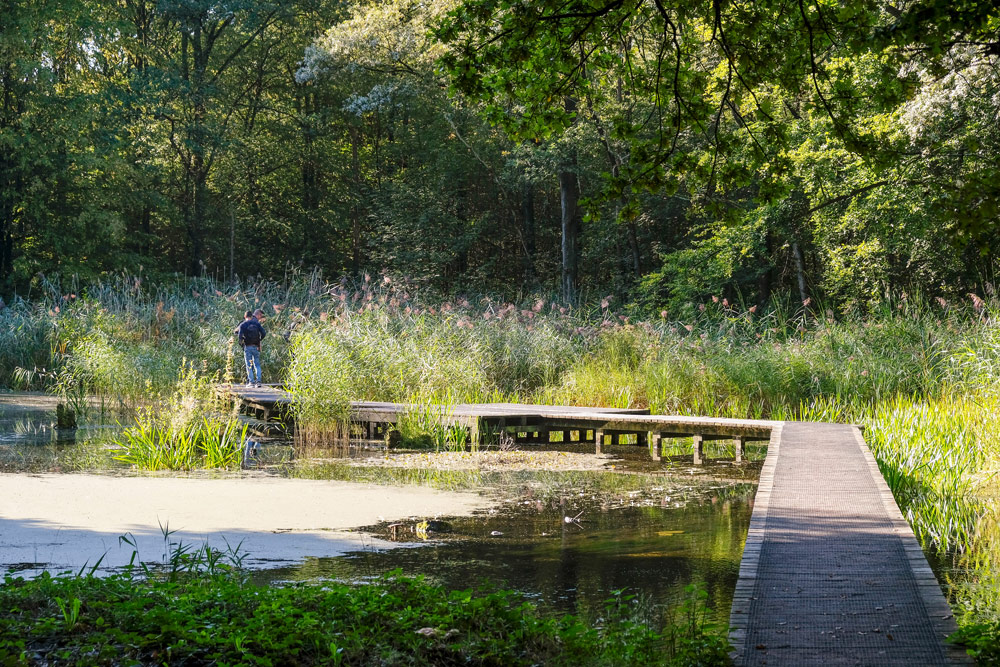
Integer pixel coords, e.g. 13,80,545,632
2,0,999,312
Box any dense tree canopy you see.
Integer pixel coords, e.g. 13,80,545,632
1,0,999,312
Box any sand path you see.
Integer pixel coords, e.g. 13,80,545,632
0,473,490,575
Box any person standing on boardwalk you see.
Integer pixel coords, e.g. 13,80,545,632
236,310,267,387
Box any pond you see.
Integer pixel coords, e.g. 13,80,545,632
0,393,760,626
261,479,755,625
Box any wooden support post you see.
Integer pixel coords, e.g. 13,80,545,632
494,417,506,444
650,432,661,461
733,435,745,463
693,434,704,465
468,418,480,448
595,429,604,455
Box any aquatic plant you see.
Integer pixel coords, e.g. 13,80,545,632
113,411,249,470
395,395,476,452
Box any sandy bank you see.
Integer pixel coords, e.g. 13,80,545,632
0,473,490,575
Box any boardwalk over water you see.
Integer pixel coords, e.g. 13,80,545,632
729,422,968,665
223,386,968,664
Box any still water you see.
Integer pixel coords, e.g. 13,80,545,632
263,479,755,625
0,393,756,625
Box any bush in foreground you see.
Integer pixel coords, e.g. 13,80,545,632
0,566,730,666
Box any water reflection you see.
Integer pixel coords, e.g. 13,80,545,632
0,394,122,471
258,479,755,625
928,495,1000,626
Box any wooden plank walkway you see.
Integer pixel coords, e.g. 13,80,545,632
729,422,970,665
220,385,774,461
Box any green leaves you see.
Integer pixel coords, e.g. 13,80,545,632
0,569,729,665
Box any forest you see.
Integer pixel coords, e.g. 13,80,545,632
2,0,997,312
3,1,1000,664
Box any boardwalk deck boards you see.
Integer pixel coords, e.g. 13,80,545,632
729,422,969,665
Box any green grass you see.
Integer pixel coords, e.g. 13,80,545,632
394,396,476,451
113,412,249,470
111,361,248,470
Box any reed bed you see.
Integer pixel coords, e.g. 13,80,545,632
4,275,1000,542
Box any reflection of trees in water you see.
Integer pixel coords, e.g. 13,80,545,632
266,486,755,626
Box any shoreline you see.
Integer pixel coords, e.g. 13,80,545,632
0,472,491,575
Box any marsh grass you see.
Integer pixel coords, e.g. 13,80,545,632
4,276,1000,554
113,411,249,470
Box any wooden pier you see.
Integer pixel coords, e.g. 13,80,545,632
221,385,773,462
222,385,968,663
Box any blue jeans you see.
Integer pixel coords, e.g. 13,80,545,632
244,345,262,384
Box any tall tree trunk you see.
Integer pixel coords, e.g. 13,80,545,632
188,22,208,276
560,98,581,304
792,240,808,305
757,233,773,311
350,125,362,274
560,166,580,304
626,217,640,278
229,207,236,281
1,61,24,284
521,179,536,285
190,156,207,275
300,92,318,215
0,161,14,283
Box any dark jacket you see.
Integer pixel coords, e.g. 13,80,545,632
237,318,266,347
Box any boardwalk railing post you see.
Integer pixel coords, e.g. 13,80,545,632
692,434,704,465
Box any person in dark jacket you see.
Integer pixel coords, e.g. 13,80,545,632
235,310,267,386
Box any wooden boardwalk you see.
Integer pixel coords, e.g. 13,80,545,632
222,385,969,663
220,385,773,462
729,422,969,665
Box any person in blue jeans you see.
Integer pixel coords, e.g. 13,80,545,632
235,310,267,386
